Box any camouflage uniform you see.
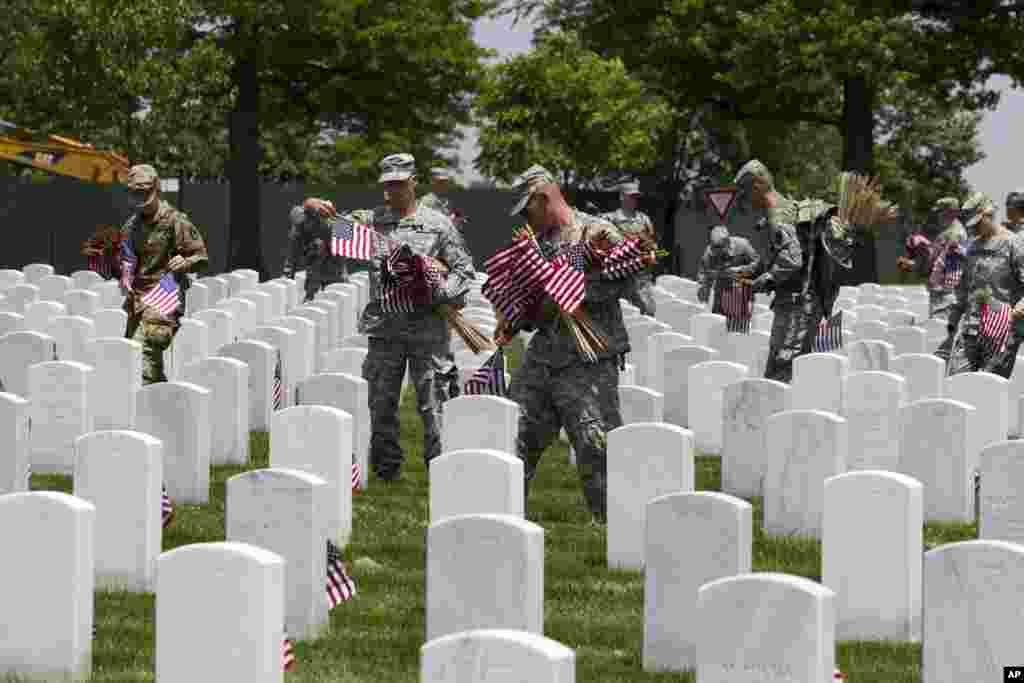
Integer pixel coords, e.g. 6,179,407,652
120,167,208,385
946,193,1024,378
696,226,760,314
736,160,854,383
282,205,350,303
505,166,632,522
909,198,968,319
346,155,475,480
602,200,657,315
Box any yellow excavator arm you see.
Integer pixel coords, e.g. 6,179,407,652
0,120,130,184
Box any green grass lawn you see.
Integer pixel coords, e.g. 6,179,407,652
27,338,976,682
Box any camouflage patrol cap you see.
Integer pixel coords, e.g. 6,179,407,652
1006,189,1024,209
961,191,996,228
378,153,416,183
733,159,773,188
430,167,454,180
619,181,641,195
932,197,960,212
710,225,730,248
125,164,159,192
509,164,556,216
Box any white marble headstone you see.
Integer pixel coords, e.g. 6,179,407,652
295,372,370,490
92,307,128,339
426,514,544,640
899,399,975,523
219,340,275,432
0,392,31,494
618,385,664,425
38,274,72,303
843,371,906,471
191,308,235,356
0,330,58,397
887,325,927,356
763,409,847,539
168,318,209,381
247,325,298,408
46,314,96,363
28,361,94,475
823,470,922,641
5,283,40,314
0,311,25,337
270,315,316,384
156,542,284,682
978,440,1024,545
63,289,101,318
429,449,524,523
73,430,162,592
22,263,55,285
687,360,748,455
181,356,250,466
721,378,791,498
689,313,727,351
226,468,329,641
70,269,104,291
654,298,704,335
608,423,695,570
645,331,694,394
85,337,142,430
0,491,95,681
945,371,1010,464
643,492,752,672
662,345,719,428
441,394,519,457
891,353,944,403
421,629,575,683
135,382,212,505
846,339,895,372
320,347,368,377
24,299,67,333
791,352,848,414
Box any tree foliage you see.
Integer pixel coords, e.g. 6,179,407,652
473,31,671,187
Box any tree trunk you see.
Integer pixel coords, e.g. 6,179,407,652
227,56,265,278
841,76,879,285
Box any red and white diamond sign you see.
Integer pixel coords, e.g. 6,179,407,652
706,187,738,222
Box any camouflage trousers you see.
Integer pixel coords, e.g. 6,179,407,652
125,313,178,385
764,295,824,384
361,336,455,479
928,289,956,319
945,333,1022,379
509,354,622,521
624,272,656,316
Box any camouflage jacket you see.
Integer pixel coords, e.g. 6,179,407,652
515,209,632,368
282,207,349,292
119,200,208,317
418,192,451,216
601,208,654,238
948,231,1024,337
913,220,968,291
696,236,760,296
345,204,474,341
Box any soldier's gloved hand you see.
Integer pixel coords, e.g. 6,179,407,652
750,273,772,293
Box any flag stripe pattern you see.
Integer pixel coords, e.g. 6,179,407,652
140,273,180,317
330,218,375,260
600,237,648,279
88,253,113,279
482,238,553,323
720,283,753,333
282,636,295,671
463,348,507,396
119,238,136,291
980,301,1012,356
161,486,174,529
813,311,844,352
352,461,361,492
273,352,284,410
543,242,589,314
326,540,357,609
379,246,438,314
943,245,962,289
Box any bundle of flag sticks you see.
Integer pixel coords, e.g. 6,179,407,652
382,245,494,354
836,172,896,235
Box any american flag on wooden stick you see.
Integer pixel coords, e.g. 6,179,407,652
943,244,963,290
543,242,590,314
273,352,284,410
352,461,361,492
141,273,180,317
813,311,844,352
329,217,375,260
600,237,648,279
482,239,553,322
119,238,136,291
282,635,296,671
88,253,113,279
463,348,507,397
161,486,174,529
979,301,1012,356
720,282,753,333
326,540,357,609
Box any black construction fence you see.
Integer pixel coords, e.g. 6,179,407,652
0,175,899,284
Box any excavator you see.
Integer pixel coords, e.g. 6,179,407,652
0,119,130,183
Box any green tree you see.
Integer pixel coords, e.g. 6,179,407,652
473,31,672,187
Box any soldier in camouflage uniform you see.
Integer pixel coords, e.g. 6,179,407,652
601,181,657,315
1005,189,1024,233
119,164,209,384
734,160,854,383
282,204,350,303
896,197,967,319
945,192,1024,378
696,225,760,313
419,167,466,235
303,153,474,481
496,165,645,524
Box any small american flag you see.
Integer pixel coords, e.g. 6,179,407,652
463,348,507,396
482,239,553,322
326,540,357,609
600,237,647,279
140,273,180,317
813,311,844,352
379,280,417,313
330,217,375,261
979,301,1012,356
352,461,361,492
543,242,590,314
273,352,284,410
720,282,753,333
282,635,296,671
88,253,113,279
119,238,136,290
161,486,174,529
943,244,963,289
